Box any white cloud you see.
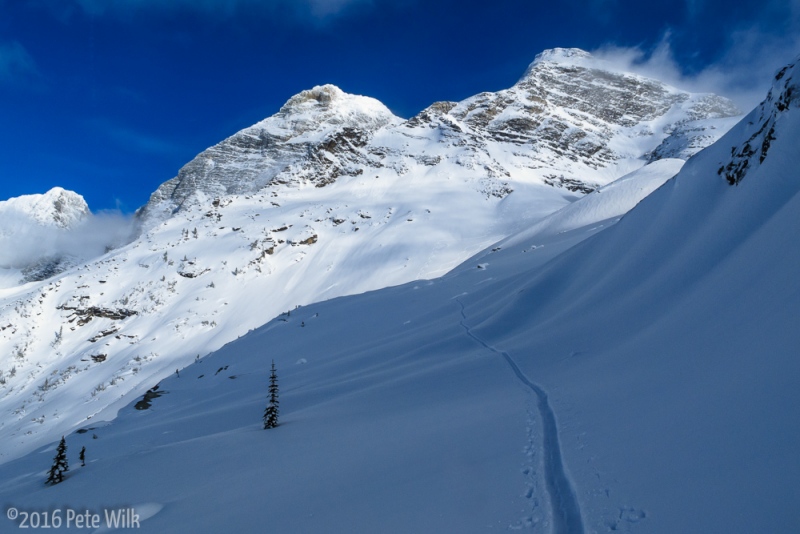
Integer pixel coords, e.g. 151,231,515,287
0,210,136,271
591,30,800,113
0,41,40,87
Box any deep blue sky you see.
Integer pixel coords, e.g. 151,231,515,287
1,0,797,212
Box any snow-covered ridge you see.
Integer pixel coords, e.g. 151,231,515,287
719,54,799,185
273,84,397,132
139,49,741,226
0,187,88,231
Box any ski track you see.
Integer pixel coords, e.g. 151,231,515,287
456,298,584,534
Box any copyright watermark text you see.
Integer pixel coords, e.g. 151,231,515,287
6,506,140,529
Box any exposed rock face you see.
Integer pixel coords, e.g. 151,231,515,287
719,57,799,185
20,256,82,283
138,49,741,226
137,85,400,223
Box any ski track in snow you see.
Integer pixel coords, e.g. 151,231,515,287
456,298,584,534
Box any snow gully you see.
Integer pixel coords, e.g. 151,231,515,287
455,298,584,534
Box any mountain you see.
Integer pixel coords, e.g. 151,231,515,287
0,48,741,464
0,188,90,284
0,188,135,287
0,187,89,231
138,48,739,225
1,54,796,533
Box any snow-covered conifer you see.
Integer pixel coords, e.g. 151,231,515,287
46,436,69,485
263,361,279,429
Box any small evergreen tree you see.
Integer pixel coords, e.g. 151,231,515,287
79,446,86,467
46,437,69,485
263,361,279,429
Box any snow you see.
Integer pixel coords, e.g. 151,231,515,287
0,189,134,279
1,49,794,533
502,158,684,245
0,187,88,230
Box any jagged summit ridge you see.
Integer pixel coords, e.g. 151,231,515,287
523,47,596,73
137,84,401,223
139,49,741,225
521,48,738,121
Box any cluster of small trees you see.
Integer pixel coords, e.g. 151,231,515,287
46,438,85,486
47,360,281,486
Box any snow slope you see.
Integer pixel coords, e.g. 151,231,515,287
457,55,800,533
0,173,661,533
0,56,796,533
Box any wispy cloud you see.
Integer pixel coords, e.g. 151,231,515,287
0,208,136,270
591,29,800,112
87,118,186,157
36,0,374,21
0,41,41,87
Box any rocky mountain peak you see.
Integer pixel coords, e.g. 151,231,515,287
0,187,89,230
269,84,398,134
138,49,742,226
41,187,91,228
0,187,90,276
137,85,401,223
281,83,345,108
